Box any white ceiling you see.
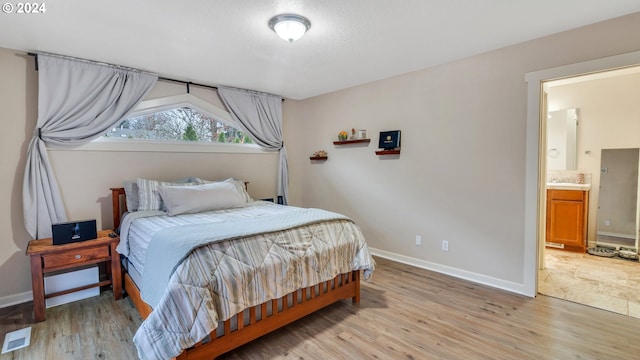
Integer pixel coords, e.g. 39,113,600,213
1,0,640,100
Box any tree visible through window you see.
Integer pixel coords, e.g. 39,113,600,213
106,107,253,144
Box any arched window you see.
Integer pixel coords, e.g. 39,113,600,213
75,94,265,154
108,106,252,144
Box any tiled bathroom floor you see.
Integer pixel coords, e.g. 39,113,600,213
538,248,640,318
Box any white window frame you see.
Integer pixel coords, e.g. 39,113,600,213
49,94,270,154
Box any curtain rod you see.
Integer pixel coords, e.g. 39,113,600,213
27,52,218,91
27,52,284,100
27,52,39,70
158,77,218,92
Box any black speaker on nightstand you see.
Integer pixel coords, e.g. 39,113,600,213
51,219,97,245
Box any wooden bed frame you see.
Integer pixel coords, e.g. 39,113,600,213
110,187,361,360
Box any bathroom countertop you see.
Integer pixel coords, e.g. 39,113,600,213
546,182,591,191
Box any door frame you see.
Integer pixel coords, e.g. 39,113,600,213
523,50,640,297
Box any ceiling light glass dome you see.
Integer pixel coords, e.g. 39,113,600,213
269,14,311,43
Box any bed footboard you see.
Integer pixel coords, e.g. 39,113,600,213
124,270,360,360
180,270,360,359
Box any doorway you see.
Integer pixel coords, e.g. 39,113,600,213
535,64,640,317
523,51,640,299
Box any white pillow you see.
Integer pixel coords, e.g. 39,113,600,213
157,181,246,216
195,177,253,202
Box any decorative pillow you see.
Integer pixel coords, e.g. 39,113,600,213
195,177,253,202
123,180,140,212
124,177,197,211
157,181,246,216
136,178,198,211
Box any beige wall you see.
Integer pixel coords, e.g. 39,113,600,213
291,12,640,291
547,71,640,246
2,12,640,304
0,50,37,303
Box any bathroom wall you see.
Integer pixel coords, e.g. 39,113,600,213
547,69,640,246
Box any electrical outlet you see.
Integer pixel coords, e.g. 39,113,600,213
415,235,422,246
442,240,449,251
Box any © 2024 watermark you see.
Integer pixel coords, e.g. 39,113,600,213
2,2,46,14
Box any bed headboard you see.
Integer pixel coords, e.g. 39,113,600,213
110,181,250,230
110,187,127,230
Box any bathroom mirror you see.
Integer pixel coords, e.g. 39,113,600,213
596,148,639,248
546,108,577,170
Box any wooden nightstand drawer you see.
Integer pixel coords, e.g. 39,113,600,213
42,245,110,269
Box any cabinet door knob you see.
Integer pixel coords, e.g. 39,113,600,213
75,254,82,260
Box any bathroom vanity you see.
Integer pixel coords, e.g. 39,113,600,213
546,184,590,252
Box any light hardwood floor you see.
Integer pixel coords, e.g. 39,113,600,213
2,256,640,359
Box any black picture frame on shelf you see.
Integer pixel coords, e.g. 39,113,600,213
378,130,401,150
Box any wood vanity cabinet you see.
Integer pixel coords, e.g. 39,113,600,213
546,189,589,252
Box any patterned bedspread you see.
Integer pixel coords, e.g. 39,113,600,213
125,203,375,360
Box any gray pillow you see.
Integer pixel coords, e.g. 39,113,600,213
157,181,246,216
123,180,140,212
136,178,198,211
124,177,196,211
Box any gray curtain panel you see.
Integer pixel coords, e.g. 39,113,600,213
23,53,157,239
218,86,288,204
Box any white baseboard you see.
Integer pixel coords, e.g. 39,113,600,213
1,249,530,308
368,247,530,297
0,291,32,309
1,266,100,309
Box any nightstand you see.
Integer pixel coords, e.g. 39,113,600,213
26,229,122,322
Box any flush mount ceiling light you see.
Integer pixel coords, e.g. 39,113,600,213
268,14,311,43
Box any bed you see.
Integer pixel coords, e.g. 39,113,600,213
110,178,375,360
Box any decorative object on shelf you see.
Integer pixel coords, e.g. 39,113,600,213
338,131,348,141
357,129,367,139
376,130,401,156
350,128,357,140
378,130,401,151
310,150,328,160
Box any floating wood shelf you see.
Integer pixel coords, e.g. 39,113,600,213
309,156,328,161
333,139,371,145
375,149,401,155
